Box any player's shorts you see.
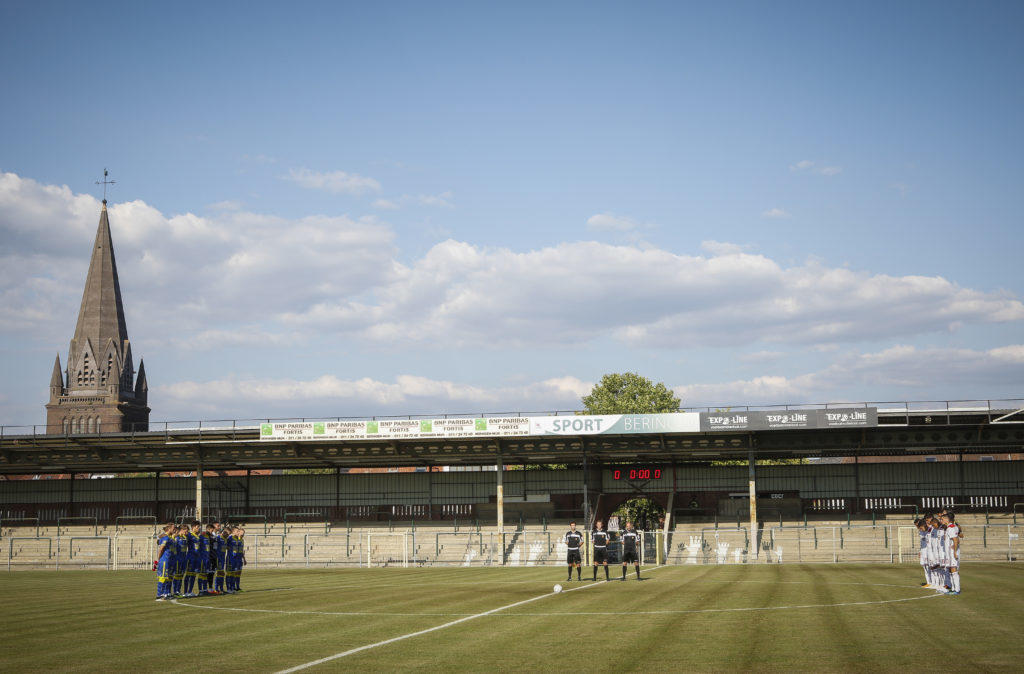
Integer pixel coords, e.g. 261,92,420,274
622,549,639,564
156,557,173,582
593,547,608,564
566,549,582,565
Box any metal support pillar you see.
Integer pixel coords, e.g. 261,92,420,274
245,469,251,512
155,471,160,521
195,463,203,521
748,444,758,559
958,452,965,502
853,455,860,515
69,472,75,518
582,439,589,528
496,448,504,536
427,467,434,520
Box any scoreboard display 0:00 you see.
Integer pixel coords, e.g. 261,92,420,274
610,467,663,481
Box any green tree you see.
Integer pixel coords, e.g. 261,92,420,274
611,497,665,531
581,372,681,414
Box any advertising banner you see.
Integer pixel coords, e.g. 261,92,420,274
257,409,874,441
698,408,877,432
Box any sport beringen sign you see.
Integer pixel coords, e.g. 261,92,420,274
259,412,701,441
258,408,875,442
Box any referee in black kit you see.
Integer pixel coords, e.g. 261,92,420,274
565,521,583,581
621,521,641,580
592,519,610,581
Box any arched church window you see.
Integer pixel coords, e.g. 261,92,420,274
87,417,94,433
62,418,69,434
95,417,102,433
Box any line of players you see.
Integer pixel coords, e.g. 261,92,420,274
565,519,642,582
915,509,962,595
155,521,247,601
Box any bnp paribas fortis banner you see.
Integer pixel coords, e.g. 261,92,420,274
258,413,702,442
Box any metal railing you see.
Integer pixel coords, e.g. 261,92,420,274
3,398,1023,438
284,511,328,534
57,516,98,537
3,524,1022,569
1,517,40,537
115,515,157,536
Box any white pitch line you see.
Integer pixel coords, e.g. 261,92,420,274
274,566,668,673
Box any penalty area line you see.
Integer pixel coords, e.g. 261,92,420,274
275,565,667,673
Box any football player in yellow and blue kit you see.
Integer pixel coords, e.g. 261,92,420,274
204,523,219,594
225,526,240,592
182,522,199,597
234,526,246,591
210,523,224,594
155,523,175,601
172,524,187,596
217,522,233,590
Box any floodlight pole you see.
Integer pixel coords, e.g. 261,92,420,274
748,442,758,560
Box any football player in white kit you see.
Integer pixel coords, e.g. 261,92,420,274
940,512,961,595
927,515,949,593
915,518,933,587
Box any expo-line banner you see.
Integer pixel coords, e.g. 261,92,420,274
258,412,701,442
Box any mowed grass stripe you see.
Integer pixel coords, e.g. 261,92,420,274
1,565,1023,672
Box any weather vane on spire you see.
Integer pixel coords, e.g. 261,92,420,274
95,168,115,204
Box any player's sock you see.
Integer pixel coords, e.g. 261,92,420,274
592,566,597,581
923,568,930,585
951,571,960,592
567,566,572,581
621,566,626,579
635,565,640,579
604,565,609,580
576,567,581,580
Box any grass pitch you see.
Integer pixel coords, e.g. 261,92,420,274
1,563,1023,672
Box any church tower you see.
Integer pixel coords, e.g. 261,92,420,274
45,199,150,434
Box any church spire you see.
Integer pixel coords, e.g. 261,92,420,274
46,185,150,434
71,201,129,355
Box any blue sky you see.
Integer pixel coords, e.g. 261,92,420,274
1,1,1022,426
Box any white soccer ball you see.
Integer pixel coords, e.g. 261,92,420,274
553,584,563,593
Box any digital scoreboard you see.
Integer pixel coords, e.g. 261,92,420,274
609,466,665,481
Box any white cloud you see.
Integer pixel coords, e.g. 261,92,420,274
761,208,789,219
155,374,592,417
676,344,1024,407
0,171,397,345
283,168,381,195
282,239,1024,350
372,192,454,210
700,240,747,255
586,212,651,232
207,200,243,211
790,160,842,176
3,170,1023,362
738,350,785,363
